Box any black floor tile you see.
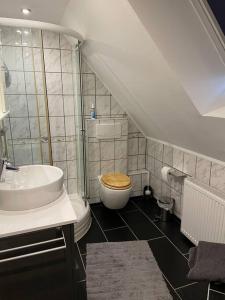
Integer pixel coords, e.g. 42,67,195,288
104,227,136,242
132,196,160,220
91,204,125,230
156,219,193,254
117,200,138,213
74,243,86,282
177,282,209,300
75,281,87,300
148,237,191,289
77,217,106,254
164,277,181,300
121,210,163,240
210,290,225,300
211,283,225,295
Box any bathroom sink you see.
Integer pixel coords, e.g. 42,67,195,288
0,165,64,211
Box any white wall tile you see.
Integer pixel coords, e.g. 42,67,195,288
163,145,173,165
52,142,66,161
43,31,60,49
115,159,127,173
154,141,163,161
138,138,146,155
128,138,138,155
88,142,100,162
61,50,72,72
82,74,95,95
196,157,211,185
96,96,110,116
138,155,145,169
6,95,28,117
44,49,61,72
128,155,138,171
60,34,72,50
65,116,75,136
6,71,26,94
46,73,62,94
62,73,73,95
2,46,23,71
115,140,127,159
173,148,184,171
183,152,196,177
101,160,115,174
10,117,30,139
100,141,114,160
14,144,32,165
88,161,100,179
96,76,110,95
66,141,76,161
64,96,75,116
48,95,64,116
111,96,125,115
210,163,225,194
49,117,65,137
130,174,142,191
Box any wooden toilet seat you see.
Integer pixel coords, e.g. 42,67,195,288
101,173,131,190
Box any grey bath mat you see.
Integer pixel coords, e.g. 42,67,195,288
86,241,172,300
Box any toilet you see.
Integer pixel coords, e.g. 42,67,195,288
98,173,132,209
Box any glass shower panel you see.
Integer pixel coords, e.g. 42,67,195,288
0,26,51,166
72,43,87,198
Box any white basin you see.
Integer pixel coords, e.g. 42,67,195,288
0,165,64,211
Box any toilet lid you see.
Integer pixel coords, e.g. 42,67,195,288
101,173,131,189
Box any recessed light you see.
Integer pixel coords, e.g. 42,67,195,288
21,8,31,15
16,29,22,34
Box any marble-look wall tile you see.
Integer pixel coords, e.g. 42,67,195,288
154,141,163,161
128,138,138,155
10,117,30,139
1,26,23,46
43,31,60,49
196,157,211,185
88,142,100,162
115,140,127,159
96,96,111,116
128,155,138,171
62,73,73,95
6,71,26,95
23,47,42,72
100,141,114,160
163,144,173,165
130,174,142,192
2,46,23,71
183,152,196,177
14,144,32,165
173,148,184,171
96,77,110,95
89,179,100,198
64,96,75,116
111,96,125,115
66,141,76,161
51,142,66,161
60,34,72,50
68,179,77,194
44,49,61,72
115,159,127,173
88,161,100,179
61,50,72,72
210,163,225,194
48,95,64,116
27,95,46,117
46,73,62,94
67,161,77,179
82,74,95,95
49,117,65,137
138,155,145,170
100,160,115,174
139,138,146,155
6,95,28,117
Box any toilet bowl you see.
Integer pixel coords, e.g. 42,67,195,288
98,173,132,209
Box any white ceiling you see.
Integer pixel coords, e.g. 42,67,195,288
0,0,69,23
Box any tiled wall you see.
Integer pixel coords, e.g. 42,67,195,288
146,137,225,218
81,60,147,202
0,27,77,194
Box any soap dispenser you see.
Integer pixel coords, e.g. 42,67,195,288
90,103,96,119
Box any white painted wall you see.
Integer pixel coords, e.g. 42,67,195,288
61,0,225,161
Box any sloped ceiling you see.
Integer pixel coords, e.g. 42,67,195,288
61,0,225,161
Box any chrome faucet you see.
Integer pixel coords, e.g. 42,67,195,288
0,159,19,182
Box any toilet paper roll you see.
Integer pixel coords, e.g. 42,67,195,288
161,166,172,183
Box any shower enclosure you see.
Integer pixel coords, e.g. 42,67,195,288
0,21,91,240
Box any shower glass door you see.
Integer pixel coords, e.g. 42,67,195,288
72,43,87,199
0,26,51,166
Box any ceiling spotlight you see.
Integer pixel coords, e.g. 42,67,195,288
21,8,31,15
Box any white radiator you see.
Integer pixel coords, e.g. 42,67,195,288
181,178,225,245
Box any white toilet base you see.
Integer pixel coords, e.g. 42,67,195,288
98,176,132,209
